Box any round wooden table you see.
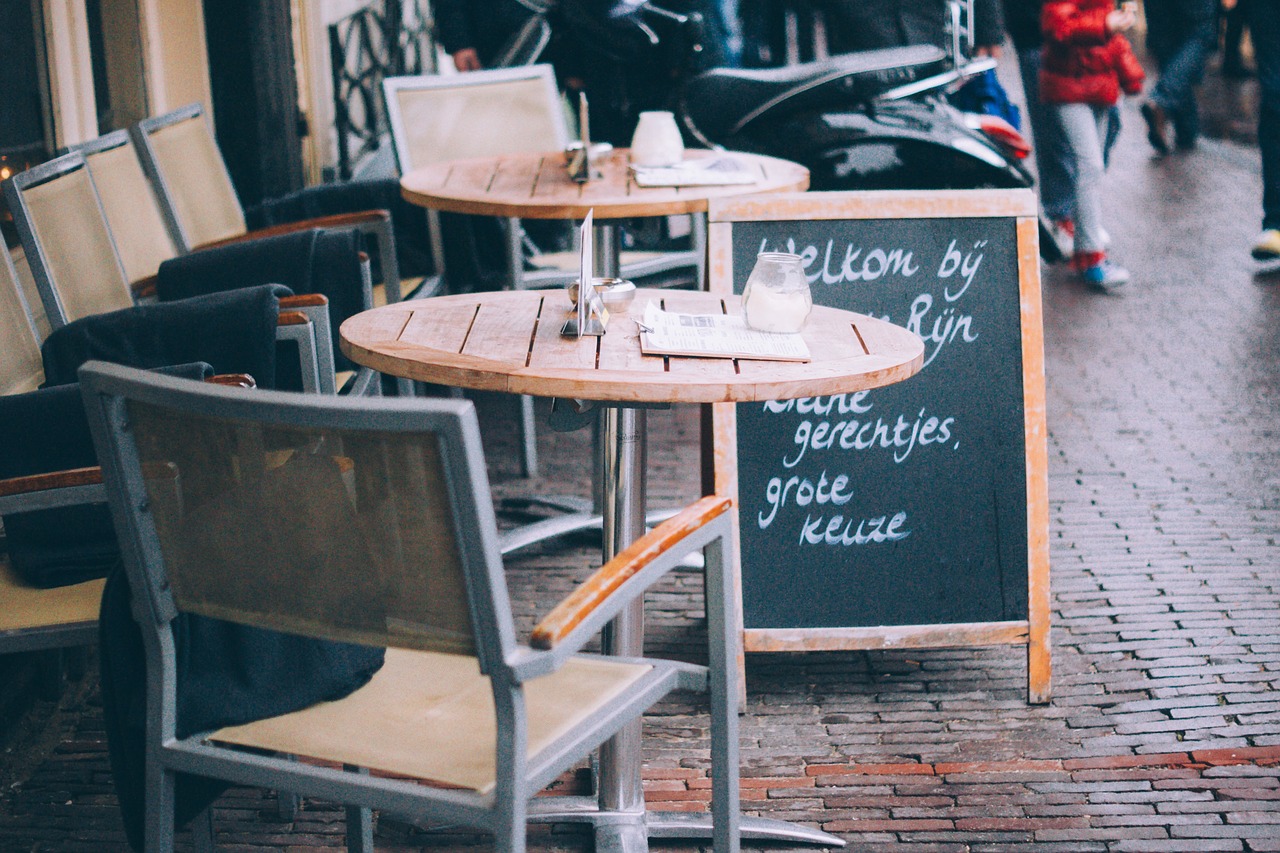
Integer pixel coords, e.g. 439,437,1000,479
399,147,810,275
400,147,810,222
342,287,923,853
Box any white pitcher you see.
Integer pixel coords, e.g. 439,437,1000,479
629,111,685,167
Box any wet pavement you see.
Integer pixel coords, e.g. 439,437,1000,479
1,45,1279,853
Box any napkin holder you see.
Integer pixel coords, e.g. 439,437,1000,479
566,92,593,184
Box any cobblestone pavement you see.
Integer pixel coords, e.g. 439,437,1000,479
2,60,1279,853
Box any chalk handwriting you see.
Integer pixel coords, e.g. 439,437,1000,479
936,239,986,300
799,511,911,546
763,392,874,416
906,294,979,367
759,471,855,528
758,237,920,285
779,405,956,467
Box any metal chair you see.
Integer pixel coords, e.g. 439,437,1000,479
382,64,706,292
0,243,104,662
68,133,387,397
81,360,741,853
0,247,243,723
2,151,330,394
127,103,434,309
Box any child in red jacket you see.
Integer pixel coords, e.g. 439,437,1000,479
1040,0,1146,288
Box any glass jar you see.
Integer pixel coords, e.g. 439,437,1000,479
741,252,812,333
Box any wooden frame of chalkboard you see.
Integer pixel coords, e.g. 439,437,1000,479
708,189,1050,703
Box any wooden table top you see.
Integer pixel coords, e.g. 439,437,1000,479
340,289,923,405
398,148,811,220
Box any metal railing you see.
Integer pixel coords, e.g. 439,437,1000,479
328,0,437,180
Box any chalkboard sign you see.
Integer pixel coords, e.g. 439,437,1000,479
708,190,1050,702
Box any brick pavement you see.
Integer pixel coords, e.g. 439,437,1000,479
2,63,1279,853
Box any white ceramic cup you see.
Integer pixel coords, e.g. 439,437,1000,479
629,111,685,167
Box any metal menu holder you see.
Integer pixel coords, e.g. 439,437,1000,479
567,92,592,184
561,209,608,336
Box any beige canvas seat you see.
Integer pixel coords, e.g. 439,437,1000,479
81,361,741,853
67,130,180,289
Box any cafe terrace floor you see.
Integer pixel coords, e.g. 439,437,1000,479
2,52,1279,853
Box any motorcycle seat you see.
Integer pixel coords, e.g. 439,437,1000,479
680,45,949,140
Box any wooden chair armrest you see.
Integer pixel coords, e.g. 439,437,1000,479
131,285,329,312
277,310,310,326
195,210,392,251
0,467,103,499
530,495,733,651
206,373,256,388
131,274,158,299
278,293,329,309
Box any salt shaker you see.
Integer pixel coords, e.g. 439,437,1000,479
741,252,812,333
629,111,685,167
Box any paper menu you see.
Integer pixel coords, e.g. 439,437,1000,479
630,156,757,187
637,302,810,362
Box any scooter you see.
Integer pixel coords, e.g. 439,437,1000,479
499,0,1063,261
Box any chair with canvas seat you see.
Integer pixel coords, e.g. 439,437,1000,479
80,360,741,853
0,244,104,665
0,244,252,691
2,151,336,394
381,63,706,292
127,103,436,310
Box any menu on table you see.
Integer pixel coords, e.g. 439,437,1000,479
637,302,810,362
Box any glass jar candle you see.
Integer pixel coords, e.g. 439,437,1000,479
741,252,812,333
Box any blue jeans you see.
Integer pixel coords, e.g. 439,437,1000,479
1017,47,1075,221
1053,102,1112,256
1145,0,1218,146
1248,0,1280,230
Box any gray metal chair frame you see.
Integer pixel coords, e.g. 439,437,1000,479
2,151,328,394
81,361,740,853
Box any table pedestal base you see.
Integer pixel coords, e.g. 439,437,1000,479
527,797,846,851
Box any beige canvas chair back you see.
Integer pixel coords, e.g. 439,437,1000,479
0,248,45,395
3,152,135,327
120,393,500,658
135,105,247,250
384,65,570,173
75,131,180,284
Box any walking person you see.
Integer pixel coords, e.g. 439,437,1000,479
1005,0,1076,253
1244,0,1280,260
1040,0,1146,288
1139,0,1219,153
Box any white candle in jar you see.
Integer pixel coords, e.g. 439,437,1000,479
742,252,812,333
743,284,812,333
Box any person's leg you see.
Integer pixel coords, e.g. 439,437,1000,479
1222,0,1251,76
1149,0,1218,147
1018,46,1075,222
1056,102,1127,286
1056,103,1107,256
1247,0,1280,256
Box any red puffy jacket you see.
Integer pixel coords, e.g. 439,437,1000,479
1039,0,1146,105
